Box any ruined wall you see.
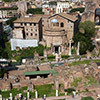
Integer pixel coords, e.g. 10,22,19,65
81,0,100,22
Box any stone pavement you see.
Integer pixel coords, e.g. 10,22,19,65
34,95,81,100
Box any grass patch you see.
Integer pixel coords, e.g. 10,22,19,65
64,88,75,95
0,84,57,98
71,77,82,87
61,55,70,59
34,84,55,98
84,76,99,87
69,60,91,66
0,87,27,98
82,96,94,100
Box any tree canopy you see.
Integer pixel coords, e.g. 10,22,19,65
70,7,85,13
27,8,44,14
73,21,96,55
2,0,18,2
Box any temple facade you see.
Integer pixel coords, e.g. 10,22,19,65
43,13,78,55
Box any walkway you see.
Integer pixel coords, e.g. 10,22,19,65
39,57,100,66
34,95,81,100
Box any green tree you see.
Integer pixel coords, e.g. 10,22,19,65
73,21,96,55
70,7,85,13
27,8,44,14
0,32,9,59
0,68,7,78
6,17,17,28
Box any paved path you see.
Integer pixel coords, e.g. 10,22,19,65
39,57,100,66
34,95,81,100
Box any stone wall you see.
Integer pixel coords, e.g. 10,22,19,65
81,0,100,22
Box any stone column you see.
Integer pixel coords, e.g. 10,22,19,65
72,91,76,97
56,90,58,97
55,53,58,62
27,91,29,99
9,93,13,100
59,46,60,54
19,93,22,100
35,90,38,98
77,42,80,56
0,95,2,100
68,39,71,56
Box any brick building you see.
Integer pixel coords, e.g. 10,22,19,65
12,13,79,54
13,16,42,41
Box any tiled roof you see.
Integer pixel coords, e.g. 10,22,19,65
49,12,78,22
14,17,41,23
24,70,58,76
59,12,78,22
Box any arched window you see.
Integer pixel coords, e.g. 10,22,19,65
31,33,33,36
26,33,28,36
61,22,64,27
60,8,61,13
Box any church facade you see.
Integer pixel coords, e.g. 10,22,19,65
43,13,78,55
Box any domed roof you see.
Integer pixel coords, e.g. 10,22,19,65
51,19,58,23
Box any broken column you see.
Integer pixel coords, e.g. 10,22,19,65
77,42,80,56
68,39,71,56
0,95,2,100
9,93,13,100
35,90,38,98
56,90,58,97
27,91,30,99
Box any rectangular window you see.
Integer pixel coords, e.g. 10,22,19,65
30,23,32,26
21,23,23,25
53,23,59,26
34,23,36,26
24,23,26,26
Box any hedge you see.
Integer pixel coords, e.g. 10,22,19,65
47,55,55,59
61,55,70,59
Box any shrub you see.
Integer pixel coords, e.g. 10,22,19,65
0,68,7,78
71,77,82,87
71,48,76,54
47,55,55,59
70,7,85,13
61,55,69,59
64,88,75,94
